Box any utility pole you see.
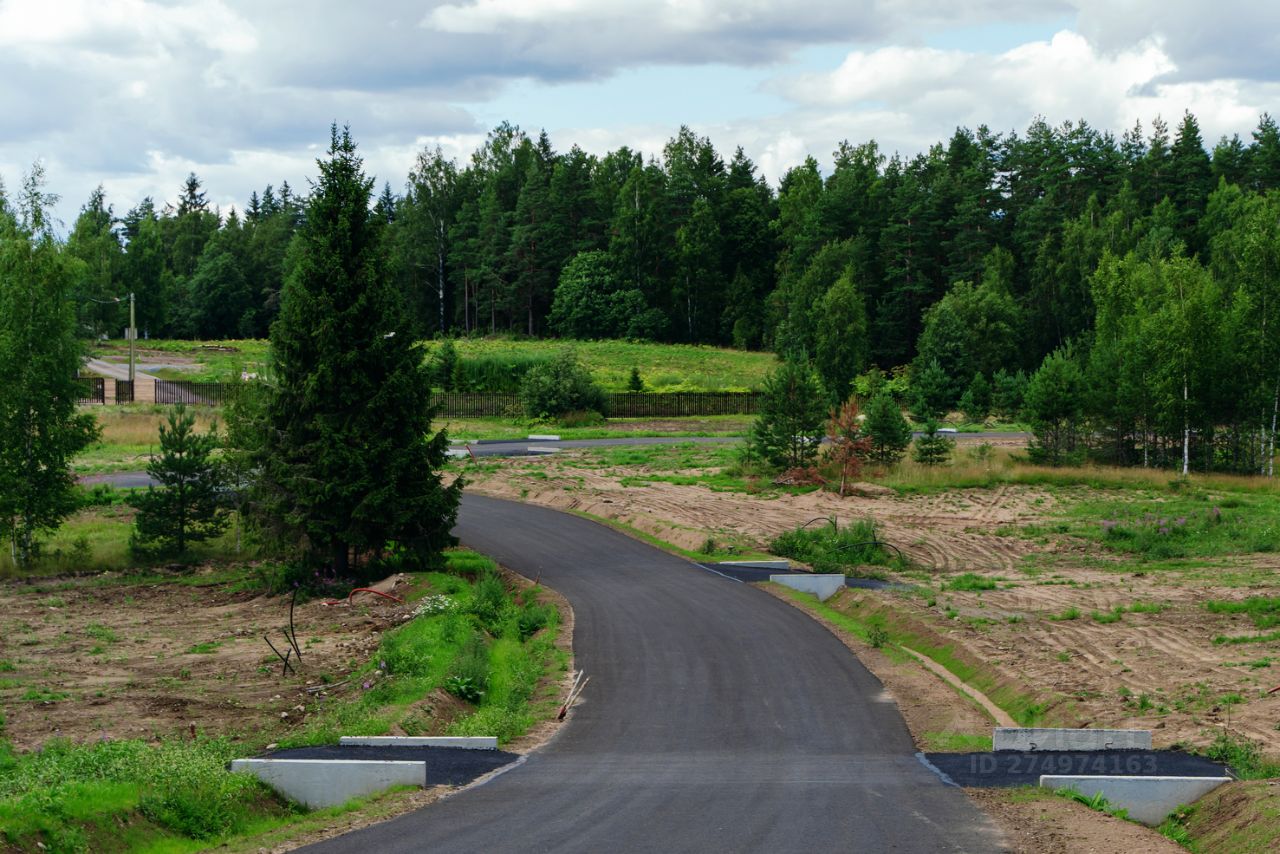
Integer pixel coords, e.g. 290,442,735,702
128,292,136,384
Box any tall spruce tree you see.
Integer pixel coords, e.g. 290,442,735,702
251,126,461,577
0,166,100,567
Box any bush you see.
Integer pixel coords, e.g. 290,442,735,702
769,519,897,576
519,351,607,419
912,419,955,466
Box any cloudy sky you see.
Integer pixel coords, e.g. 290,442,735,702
3,0,1278,228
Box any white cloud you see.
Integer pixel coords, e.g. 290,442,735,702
3,0,1277,230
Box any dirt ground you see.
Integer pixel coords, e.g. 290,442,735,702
462,448,1280,754
0,570,423,750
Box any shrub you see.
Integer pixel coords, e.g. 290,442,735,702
864,390,912,465
912,419,955,466
749,360,825,470
519,351,607,419
769,519,896,575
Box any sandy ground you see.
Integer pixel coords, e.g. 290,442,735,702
461,449,1280,754
0,570,414,749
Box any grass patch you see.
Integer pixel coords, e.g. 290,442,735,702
1205,596,1280,629
769,519,902,577
944,573,998,592
1053,786,1129,820
427,338,775,392
1199,731,1280,780
0,736,290,852
922,731,994,752
278,550,564,748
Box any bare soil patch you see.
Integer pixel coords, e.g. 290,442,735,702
966,788,1184,853
0,569,411,749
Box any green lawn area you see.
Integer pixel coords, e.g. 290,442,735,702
91,337,778,391
432,337,775,391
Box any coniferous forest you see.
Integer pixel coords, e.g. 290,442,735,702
20,111,1280,475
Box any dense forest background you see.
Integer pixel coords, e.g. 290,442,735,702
11,111,1280,473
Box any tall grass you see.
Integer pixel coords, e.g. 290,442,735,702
769,519,900,576
0,737,286,852
875,446,1280,495
450,354,554,393
425,338,774,392
281,550,561,748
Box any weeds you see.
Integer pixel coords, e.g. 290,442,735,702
1201,730,1280,779
944,573,998,591
769,519,902,577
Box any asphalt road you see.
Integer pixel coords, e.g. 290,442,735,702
303,494,1003,853
464,431,1027,458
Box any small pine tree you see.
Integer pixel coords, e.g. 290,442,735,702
131,405,228,556
826,396,872,496
863,391,912,465
910,358,952,421
436,339,459,391
958,372,992,424
991,368,1028,421
750,361,826,470
912,419,955,467
628,366,644,392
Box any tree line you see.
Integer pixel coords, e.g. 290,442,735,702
10,110,1280,475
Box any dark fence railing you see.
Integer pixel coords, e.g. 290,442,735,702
605,391,760,417
434,392,523,417
76,376,105,405
155,380,238,406
115,380,134,404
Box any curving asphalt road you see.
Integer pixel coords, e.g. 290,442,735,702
303,494,1004,853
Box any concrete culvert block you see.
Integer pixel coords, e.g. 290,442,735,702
230,758,425,809
720,560,791,570
769,573,846,601
339,736,498,750
995,727,1152,752
1039,775,1232,826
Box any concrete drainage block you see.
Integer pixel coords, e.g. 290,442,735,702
995,727,1153,752
230,758,425,809
720,560,791,570
769,573,845,601
1040,775,1232,826
339,735,499,750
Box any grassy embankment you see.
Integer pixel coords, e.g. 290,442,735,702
92,337,777,392
0,550,566,853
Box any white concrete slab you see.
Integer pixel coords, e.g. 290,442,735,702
1040,775,1232,826
526,446,560,454
719,560,791,569
996,727,1152,752
527,434,560,441
445,448,470,459
769,573,846,601
230,758,425,809
339,736,498,750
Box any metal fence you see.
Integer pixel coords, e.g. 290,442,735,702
155,380,239,406
115,380,134,404
76,376,105,405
